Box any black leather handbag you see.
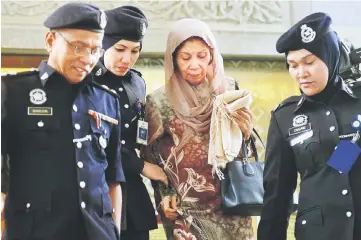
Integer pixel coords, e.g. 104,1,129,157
221,129,265,216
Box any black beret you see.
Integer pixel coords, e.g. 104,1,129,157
276,12,333,54
104,6,148,42
44,2,107,32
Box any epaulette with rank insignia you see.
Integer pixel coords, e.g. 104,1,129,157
273,95,301,112
92,81,120,98
130,69,142,77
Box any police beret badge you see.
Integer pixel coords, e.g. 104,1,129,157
140,21,146,36
300,24,316,43
100,10,107,29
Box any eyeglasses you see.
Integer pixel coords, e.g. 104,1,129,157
55,32,104,58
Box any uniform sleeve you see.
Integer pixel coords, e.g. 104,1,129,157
121,150,145,175
1,79,10,194
258,111,298,240
105,98,125,183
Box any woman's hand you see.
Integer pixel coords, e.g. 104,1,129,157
232,108,253,140
160,195,179,220
142,161,168,186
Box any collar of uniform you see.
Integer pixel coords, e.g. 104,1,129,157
84,75,96,95
293,96,306,113
93,60,108,76
38,60,56,87
339,79,358,99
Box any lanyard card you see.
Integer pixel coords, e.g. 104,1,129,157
136,120,148,145
328,140,361,174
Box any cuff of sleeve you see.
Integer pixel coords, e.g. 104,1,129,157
106,166,126,184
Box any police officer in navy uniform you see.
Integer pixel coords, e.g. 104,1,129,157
1,3,125,240
258,12,361,240
92,6,167,240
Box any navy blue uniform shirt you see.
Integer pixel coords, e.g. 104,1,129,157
1,61,125,240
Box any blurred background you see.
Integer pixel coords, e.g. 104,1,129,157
2,1,360,239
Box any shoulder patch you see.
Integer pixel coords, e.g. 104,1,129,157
274,95,301,112
93,81,120,98
130,68,142,77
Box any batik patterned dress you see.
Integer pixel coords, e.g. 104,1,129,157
143,86,254,240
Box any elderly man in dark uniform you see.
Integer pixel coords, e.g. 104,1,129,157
1,3,125,240
258,12,361,240
92,6,168,240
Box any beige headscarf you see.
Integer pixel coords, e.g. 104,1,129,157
165,18,228,132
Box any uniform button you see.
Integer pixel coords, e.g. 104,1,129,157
77,161,84,169
73,104,78,112
26,203,31,209
342,190,348,195
326,111,331,116
81,202,86,209
104,129,107,135
339,171,343,174
329,126,335,132
121,140,125,144
350,83,354,87
74,123,81,130
79,181,86,188
37,121,44,127
125,123,129,128
301,220,307,225
76,142,82,149
346,211,352,217
118,87,123,92
124,104,129,109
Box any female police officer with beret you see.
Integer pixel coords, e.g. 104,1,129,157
258,12,361,240
93,6,168,240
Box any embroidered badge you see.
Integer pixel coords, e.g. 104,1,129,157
100,10,107,29
140,21,146,36
300,24,316,43
95,68,102,76
293,114,308,127
29,88,47,105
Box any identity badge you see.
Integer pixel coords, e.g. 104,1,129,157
136,120,148,145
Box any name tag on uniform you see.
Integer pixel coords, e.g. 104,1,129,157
27,107,53,116
288,123,312,136
136,120,148,145
328,140,361,174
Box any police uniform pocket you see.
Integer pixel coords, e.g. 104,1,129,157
295,207,323,238
23,117,60,151
89,118,110,161
102,192,114,217
5,193,52,238
291,129,323,172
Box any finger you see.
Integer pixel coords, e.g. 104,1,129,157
170,195,177,210
165,212,179,220
236,109,252,123
161,196,170,212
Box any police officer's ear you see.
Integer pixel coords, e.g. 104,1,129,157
45,31,57,53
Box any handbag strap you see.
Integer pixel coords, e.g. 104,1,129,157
252,128,265,149
242,136,260,162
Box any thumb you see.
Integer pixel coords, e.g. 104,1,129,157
171,195,177,210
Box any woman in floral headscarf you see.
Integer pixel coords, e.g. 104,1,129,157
142,19,254,240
